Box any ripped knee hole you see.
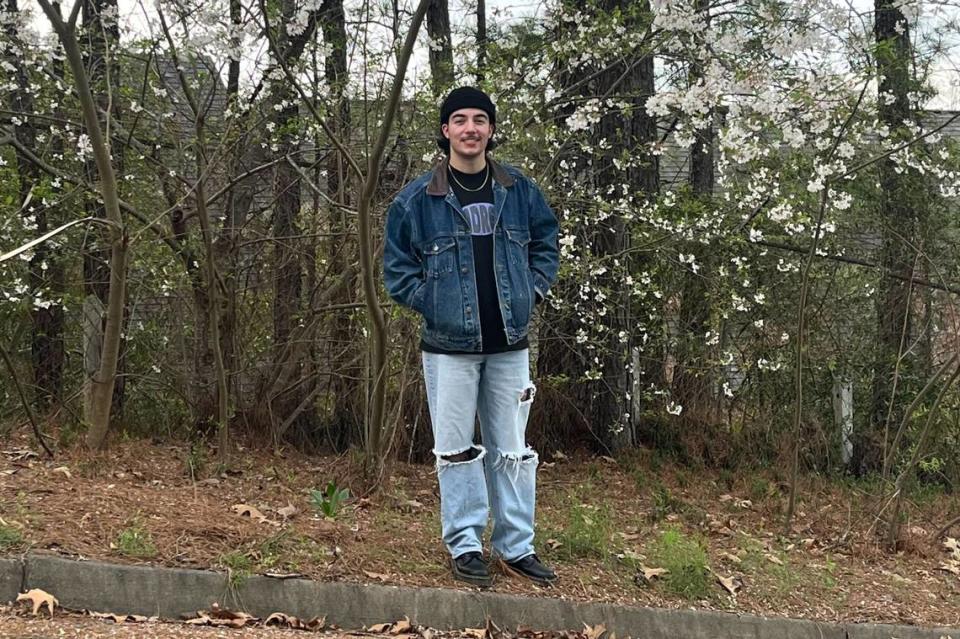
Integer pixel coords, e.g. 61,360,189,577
441,447,483,463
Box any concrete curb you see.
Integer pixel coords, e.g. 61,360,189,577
1,555,957,639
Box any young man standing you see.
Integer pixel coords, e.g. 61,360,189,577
383,87,560,587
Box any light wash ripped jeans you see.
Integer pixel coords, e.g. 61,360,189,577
422,348,539,562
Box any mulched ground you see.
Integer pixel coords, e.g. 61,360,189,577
2,430,960,629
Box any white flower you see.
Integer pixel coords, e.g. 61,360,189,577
666,402,683,416
76,133,92,161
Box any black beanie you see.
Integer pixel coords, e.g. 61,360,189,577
440,87,496,125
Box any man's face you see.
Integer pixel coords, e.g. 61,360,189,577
442,108,493,161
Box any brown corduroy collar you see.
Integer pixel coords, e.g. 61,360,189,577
425,155,515,196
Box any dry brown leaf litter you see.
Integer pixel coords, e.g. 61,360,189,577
1,434,960,628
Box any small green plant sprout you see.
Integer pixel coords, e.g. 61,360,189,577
114,519,157,558
310,481,350,518
0,520,24,550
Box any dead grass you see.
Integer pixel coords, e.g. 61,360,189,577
2,430,960,627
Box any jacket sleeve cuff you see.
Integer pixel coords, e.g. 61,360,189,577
532,271,549,303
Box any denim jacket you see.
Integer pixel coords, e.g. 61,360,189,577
383,156,560,352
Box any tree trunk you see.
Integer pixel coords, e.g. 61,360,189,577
672,0,715,422
539,0,658,453
476,0,486,83
426,0,454,96
38,0,129,450
260,0,325,437
859,0,920,475
4,0,66,411
321,0,362,450
79,0,126,426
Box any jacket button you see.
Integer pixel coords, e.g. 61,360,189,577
433,244,438,251
461,267,468,274
466,307,472,314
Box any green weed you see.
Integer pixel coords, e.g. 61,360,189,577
551,501,613,560
310,481,350,518
648,482,684,523
219,550,254,588
0,524,23,550
651,528,711,600
115,520,157,558
185,442,207,478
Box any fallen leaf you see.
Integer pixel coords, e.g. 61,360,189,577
720,551,742,564
230,503,278,526
263,570,305,579
583,622,607,639
17,589,58,616
364,570,391,582
89,611,150,624
717,574,743,596
719,494,734,502
4,449,38,461
208,602,258,628
599,456,617,464
635,565,668,586
546,538,563,550
462,628,487,639
265,612,292,626
232,503,265,519
265,612,326,630
368,622,393,633
938,560,960,576
402,499,424,510
764,553,784,566
617,549,643,563
277,503,298,519
943,537,960,561
552,451,567,461
391,616,413,634
52,466,72,479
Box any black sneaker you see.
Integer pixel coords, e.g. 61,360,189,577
499,553,557,586
451,551,493,587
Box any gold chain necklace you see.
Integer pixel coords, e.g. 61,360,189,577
448,164,489,193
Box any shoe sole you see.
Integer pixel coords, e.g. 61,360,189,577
450,559,494,588
496,557,556,587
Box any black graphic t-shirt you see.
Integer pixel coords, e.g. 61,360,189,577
420,164,529,355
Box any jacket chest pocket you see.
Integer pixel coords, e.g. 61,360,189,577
422,236,457,279
504,227,530,266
